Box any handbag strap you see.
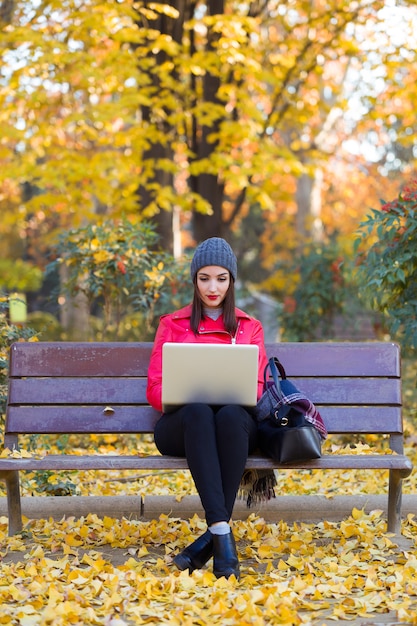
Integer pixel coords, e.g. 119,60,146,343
271,356,286,378
267,357,292,421
263,357,286,388
268,357,286,397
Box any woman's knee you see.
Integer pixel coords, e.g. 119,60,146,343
215,406,258,451
180,403,216,434
154,413,185,455
215,405,252,431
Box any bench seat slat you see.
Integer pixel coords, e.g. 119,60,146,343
10,342,400,378
266,342,400,377
8,378,149,405
10,342,153,377
8,377,402,406
5,406,404,434
0,454,412,475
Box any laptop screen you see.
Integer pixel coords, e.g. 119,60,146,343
161,343,259,412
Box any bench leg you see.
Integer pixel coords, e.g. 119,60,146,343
387,470,402,535
2,471,23,536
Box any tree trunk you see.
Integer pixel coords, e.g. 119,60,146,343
136,140,176,252
295,170,324,249
134,1,191,253
58,265,91,341
135,0,228,246
0,0,14,24
190,0,225,243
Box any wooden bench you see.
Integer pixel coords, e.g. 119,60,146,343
0,341,412,536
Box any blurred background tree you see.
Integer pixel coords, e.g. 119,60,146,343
0,0,416,343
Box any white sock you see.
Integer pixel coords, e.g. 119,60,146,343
209,521,230,535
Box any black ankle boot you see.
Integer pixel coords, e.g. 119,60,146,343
173,530,213,573
212,532,240,580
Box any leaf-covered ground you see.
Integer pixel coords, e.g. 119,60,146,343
1,510,417,624
1,357,417,624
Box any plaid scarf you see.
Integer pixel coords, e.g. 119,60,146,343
265,379,328,439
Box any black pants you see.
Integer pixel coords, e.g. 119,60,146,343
154,403,258,526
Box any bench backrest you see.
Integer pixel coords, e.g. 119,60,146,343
5,341,402,443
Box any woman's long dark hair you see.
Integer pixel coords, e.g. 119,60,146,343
190,275,238,336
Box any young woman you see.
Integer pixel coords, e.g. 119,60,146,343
146,237,268,580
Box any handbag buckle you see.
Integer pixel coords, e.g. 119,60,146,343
272,409,289,426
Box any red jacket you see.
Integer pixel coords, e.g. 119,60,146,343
146,304,269,412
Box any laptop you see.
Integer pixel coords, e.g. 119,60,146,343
161,342,259,412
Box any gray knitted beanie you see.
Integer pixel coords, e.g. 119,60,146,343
190,237,237,281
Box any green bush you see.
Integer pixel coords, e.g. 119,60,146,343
355,180,417,350
0,296,38,425
279,242,357,341
47,219,192,340
26,311,63,341
0,259,43,292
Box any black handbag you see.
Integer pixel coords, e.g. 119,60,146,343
257,357,323,464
